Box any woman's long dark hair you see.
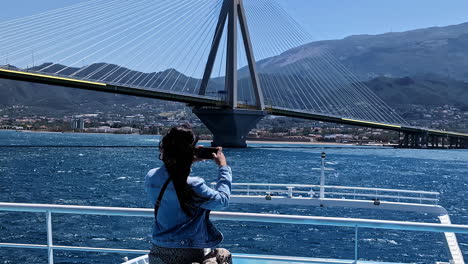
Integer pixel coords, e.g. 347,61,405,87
159,125,207,216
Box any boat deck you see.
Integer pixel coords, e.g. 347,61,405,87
123,254,409,264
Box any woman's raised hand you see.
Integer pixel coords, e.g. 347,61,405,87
213,147,227,167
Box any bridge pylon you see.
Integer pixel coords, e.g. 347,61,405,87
194,0,266,147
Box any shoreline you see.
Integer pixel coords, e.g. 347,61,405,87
250,140,352,146
1,130,394,147
200,139,353,146
0,129,144,136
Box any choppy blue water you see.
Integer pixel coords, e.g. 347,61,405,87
0,131,467,264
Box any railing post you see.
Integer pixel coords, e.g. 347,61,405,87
319,152,326,199
354,225,358,264
46,211,54,264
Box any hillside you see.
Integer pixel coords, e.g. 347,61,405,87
366,76,468,108
0,63,208,115
0,65,195,115
0,78,154,112
2,73,468,117
257,22,468,81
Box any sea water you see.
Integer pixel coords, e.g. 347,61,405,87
0,131,467,263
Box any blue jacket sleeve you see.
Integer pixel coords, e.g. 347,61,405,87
190,166,232,210
145,168,158,204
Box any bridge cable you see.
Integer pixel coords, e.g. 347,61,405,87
249,0,354,116
260,0,382,122
48,0,200,75
0,0,135,64
269,0,409,125
253,0,403,124
155,2,222,93
119,0,220,91
138,1,221,92
101,0,220,88
21,0,165,71
261,0,387,122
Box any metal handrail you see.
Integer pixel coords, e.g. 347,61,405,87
225,183,440,205
2,202,462,231
1,202,467,264
232,189,438,201
324,192,438,202
228,183,440,195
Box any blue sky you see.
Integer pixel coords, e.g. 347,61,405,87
1,0,467,41
277,0,468,40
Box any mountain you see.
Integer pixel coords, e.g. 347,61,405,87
0,78,150,111
257,22,468,81
2,71,467,117
366,75,468,108
30,63,201,91
0,64,202,115
0,63,236,115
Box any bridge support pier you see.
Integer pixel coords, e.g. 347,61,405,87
399,132,468,149
462,138,468,149
399,131,430,149
193,107,266,148
430,136,437,148
400,133,409,148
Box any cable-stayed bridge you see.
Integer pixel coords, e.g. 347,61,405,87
0,0,467,148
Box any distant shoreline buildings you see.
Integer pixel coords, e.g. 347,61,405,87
1,103,467,143
71,118,85,131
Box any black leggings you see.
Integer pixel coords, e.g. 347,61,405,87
149,245,232,264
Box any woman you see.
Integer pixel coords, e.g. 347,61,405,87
145,125,233,264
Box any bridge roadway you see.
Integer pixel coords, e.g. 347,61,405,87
1,68,467,146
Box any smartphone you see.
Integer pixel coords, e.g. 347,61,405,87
194,147,218,159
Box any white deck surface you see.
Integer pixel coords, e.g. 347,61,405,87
122,254,410,264
439,214,465,264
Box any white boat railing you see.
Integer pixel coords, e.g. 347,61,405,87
222,183,440,204
0,202,466,264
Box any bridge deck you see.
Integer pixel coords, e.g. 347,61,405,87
1,68,467,140
269,107,468,138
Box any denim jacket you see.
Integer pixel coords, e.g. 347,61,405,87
145,164,232,248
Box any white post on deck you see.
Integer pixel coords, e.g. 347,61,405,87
46,211,54,264
320,152,326,199
354,225,359,264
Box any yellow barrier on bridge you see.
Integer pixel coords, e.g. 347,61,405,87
0,69,107,87
429,130,468,137
447,132,468,137
341,118,402,129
